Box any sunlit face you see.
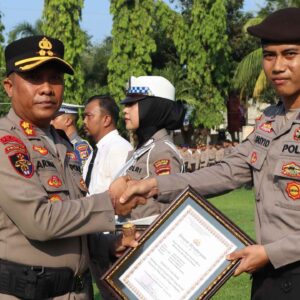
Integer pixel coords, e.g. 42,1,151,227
3,65,64,128
263,44,300,103
123,102,139,130
83,100,108,142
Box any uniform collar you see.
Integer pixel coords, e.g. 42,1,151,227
151,128,169,141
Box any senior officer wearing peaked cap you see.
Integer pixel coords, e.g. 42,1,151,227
114,8,300,299
51,102,92,168
0,35,145,300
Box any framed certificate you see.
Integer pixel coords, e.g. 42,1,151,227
103,186,254,300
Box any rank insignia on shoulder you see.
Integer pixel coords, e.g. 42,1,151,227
286,182,300,200
282,162,300,178
293,127,300,141
259,122,273,133
33,145,49,155
49,194,62,202
154,159,171,175
66,151,77,160
9,152,34,178
48,175,62,188
20,121,36,136
250,151,258,164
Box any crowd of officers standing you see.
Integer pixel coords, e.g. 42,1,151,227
179,139,238,172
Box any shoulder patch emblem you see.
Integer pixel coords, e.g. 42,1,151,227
66,151,77,160
286,182,300,200
20,121,36,136
5,144,27,154
33,145,49,155
49,194,62,202
250,151,257,164
0,135,25,146
259,122,273,133
9,152,34,178
76,144,89,159
48,175,62,188
282,162,300,178
154,159,171,175
293,127,300,141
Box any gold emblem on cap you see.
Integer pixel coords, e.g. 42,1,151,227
38,37,53,57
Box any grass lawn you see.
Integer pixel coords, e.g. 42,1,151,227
93,187,256,300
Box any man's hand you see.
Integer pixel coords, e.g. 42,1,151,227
227,245,269,276
109,176,130,206
120,177,159,204
114,231,141,257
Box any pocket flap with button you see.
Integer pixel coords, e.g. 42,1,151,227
246,148,267,170
38,171,69,193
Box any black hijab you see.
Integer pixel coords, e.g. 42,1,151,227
136,96,186,148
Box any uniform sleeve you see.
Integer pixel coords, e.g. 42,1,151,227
156,138,253,202
130,142,183,219
0,134,115,241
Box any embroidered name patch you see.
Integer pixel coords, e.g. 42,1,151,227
20,121,36,136
154,159,171,175
5,144,27,154
0,135,25,146
286,182,300,200
282,162,300,178
48,175,62,188
33,145,48,155
9,152,34,178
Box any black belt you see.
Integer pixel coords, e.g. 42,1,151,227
0,259,87,299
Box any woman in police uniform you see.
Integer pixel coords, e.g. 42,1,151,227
117,75,186,220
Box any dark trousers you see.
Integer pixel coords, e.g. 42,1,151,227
251,262,300,300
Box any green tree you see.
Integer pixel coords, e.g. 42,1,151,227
108,0,156,103
42,0,87,104
8,20,43,43
0,11,10,116
174,0,231,128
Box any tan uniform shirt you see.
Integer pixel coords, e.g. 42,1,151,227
0,109,115,299
123,129,184,219
156,103,300,270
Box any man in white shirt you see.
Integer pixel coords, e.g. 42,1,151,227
83,95,133,194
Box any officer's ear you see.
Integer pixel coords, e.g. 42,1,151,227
3,75,13,98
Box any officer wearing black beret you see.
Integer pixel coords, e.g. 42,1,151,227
114,8,300,300
0,36,144,299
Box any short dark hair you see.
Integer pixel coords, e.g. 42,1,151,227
85,95,119,125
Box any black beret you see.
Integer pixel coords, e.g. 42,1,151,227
247,7,300,43
5,35,74,76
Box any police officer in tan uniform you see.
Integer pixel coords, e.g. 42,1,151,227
116,76,185,220
117,8,300,300
0,35,144,300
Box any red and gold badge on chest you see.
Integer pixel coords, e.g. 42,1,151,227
286,182,300,200
153,159,171,175
66,151,77,161
48,175,62,188
9,152,34,178
293,127,300,141
20,121,36,136
250,151,258,164
259,122,273,133
49,194,62,202
33,145,49,155
80,177,88,192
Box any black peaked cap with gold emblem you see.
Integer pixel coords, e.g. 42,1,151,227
247,7,300,43
5,35,74,76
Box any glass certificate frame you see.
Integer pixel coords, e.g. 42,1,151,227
103,186,254,300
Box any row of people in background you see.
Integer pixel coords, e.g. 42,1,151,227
179,140,238,172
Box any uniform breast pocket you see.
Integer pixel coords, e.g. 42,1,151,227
38,170,69,202
246,148,267,171
273,159,300,210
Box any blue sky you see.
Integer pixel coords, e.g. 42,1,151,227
1,0,265,45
